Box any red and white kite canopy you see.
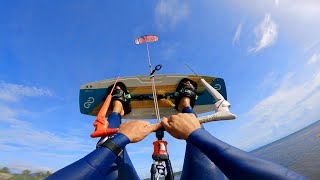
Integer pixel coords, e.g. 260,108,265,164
135,35,159,44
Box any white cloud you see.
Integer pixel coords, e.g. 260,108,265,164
0,82,52,102
307,53,320,65
232,23,242,45
0,104,17,120
258,72,276,88
287,1,320,20
228,0,320,47
255,72,280,97
155,0,189,30
0,103,94,172
230,0,320,19
236,71,320,149
304,40,320,53
249,14,278,52
275,0,279,8
0,144,18,151
0,116,92,152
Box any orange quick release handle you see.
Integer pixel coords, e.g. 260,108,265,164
90,118,118,138
152,140,169,160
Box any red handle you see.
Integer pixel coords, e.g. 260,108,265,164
90,118,119,138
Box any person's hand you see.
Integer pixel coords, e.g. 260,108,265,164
161,113,200,140
118,120,162,143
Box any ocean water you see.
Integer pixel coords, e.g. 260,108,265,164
252,120,320,180
171,120,320,180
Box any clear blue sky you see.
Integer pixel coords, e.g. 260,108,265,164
1,0,320,178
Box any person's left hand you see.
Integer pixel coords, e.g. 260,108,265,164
118,120,162,143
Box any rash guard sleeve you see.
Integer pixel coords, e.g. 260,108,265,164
46,133,130,180
187,129,306,180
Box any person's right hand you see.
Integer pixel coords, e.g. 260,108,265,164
118,120,162,143
161,113,200,140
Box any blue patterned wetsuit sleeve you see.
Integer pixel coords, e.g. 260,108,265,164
46,133,130,180
187,129,306,180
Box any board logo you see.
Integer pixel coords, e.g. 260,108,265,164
84,97,95,109
214,84,221,91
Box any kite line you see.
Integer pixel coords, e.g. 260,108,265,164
135,35,161,123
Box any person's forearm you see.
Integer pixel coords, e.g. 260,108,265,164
46,133,130,180
187,129,305,180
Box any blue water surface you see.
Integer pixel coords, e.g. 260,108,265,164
252,120,320,180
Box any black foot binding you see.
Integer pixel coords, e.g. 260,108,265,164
107,82,132,115
174,78,197,110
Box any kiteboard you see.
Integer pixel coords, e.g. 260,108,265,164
79,74,227,119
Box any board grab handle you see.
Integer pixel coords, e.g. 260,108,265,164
198,110,236,124
198,79,236,123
